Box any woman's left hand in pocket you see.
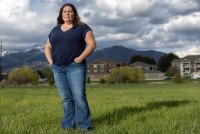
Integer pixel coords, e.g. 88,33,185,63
74,57,83,63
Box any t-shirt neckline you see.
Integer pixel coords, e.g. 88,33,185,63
60,25,74,32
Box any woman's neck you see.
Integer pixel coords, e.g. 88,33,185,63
63,21,73,25
63,23,72,25
62,23,72,28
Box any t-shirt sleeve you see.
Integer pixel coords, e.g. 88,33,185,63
48,28,54,40
82,24,92,39
48,26,57,44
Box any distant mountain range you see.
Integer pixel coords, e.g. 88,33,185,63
2,45,166,73
87,46,165,63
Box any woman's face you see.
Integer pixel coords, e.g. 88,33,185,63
62,6,75,23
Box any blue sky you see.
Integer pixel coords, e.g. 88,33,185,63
0,0,200,57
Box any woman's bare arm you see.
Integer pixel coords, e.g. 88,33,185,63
74,31,96,63
44,39,53,65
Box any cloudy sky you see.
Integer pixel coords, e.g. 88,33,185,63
0,0,200,57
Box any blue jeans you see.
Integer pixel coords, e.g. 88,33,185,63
51,62,91,129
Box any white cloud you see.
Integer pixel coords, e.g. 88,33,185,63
0,0,30,19
96,33,136,42
163,12,200,33
91,0,157,20
0,0,59,48
166,0,199,12
0,0,39,31
175,46,200,58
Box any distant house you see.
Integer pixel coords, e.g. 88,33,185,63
130,61,157,71
87,59,122,81
144,70,165,81
171,55,200,78
130,61,165,80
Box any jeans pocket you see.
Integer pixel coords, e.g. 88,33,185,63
73,61,83,65
50,63,54,67
51,63,59,70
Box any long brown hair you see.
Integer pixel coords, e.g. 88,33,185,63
57,3,80,26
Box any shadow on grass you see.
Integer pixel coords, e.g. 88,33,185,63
93,100,190,127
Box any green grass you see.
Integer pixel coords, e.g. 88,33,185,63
0,82,200,134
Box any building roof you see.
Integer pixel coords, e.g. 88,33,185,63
181,55,200,63
88,58,123,65
144,70,164,74
172,55,200,63
130,61,156,67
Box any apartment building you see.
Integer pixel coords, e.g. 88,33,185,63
171,55,200,78
87,59,122,81
130,61,165,80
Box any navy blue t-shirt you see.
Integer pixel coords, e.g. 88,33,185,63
48,23,92,66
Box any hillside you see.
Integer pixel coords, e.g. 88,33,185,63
87,46,165,63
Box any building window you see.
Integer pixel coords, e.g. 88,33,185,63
93,64,97,68
100,64,104,72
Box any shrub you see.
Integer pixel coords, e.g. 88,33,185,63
8,66,39,85
173,73,182,83
39,67,55,85
105,66,145,83
87,76,91,85
99,78,106,84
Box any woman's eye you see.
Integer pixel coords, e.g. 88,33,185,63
63,10,72,13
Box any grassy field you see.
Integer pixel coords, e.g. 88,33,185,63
0,82,200,134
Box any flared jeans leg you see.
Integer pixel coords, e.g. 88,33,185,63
51,62,91,129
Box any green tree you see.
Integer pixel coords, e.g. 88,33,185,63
105,66,145,83
37,70,44,78
8,66,39,85
173,73,182,83
39,67,55,85
158,53,179,72
87,76,91,85
166,66,180,77
130,55,156,65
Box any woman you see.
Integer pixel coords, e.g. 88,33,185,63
44,3,96,132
